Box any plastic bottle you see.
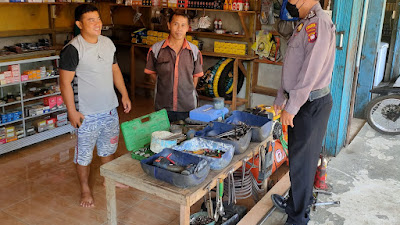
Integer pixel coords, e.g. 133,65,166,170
244,0,249,11
223,0,228,10
218,19,222,29
238,0,243,11
214,18,219,30
232,0,237,10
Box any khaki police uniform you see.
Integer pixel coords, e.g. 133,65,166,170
274,3,336,224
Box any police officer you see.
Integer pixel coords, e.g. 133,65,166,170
272,0,336,224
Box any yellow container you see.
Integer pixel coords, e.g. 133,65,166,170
186,35,193,42
237,44,247,50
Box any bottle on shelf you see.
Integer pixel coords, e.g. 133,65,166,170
223,0,228,10
214,18,219,30
228,0,232,10
218,19,222,30
238,0,243,11
244,0,249,11
232,0,237,10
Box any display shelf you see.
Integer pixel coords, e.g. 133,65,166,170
110,4,256,14
25,107,66,120
23,92,61,102
0,82,20,88
201,51,256,60
0,119,23,127
21,75,59,84
0,51,57,63
187,31,247,40
0,28,53,38
0,124,74,155
0,101,21,108
254,58,283,66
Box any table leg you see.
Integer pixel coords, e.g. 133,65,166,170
180,204,190,225
105,178,117,225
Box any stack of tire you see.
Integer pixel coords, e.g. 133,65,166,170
197,58,245,99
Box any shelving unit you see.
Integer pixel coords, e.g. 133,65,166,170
0,56,73,154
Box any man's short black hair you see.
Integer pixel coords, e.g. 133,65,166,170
75,4,99,22
169,11,190,23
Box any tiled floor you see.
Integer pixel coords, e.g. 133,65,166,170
0,96,187,225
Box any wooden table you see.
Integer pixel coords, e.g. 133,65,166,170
100,137,272,225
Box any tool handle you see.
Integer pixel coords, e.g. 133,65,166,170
219,179,224,197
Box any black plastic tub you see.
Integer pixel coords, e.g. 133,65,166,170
140,148,210,188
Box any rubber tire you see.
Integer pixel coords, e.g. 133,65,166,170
217,60,245,99
365,94,400,135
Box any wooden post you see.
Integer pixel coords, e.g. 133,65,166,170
105,178,117,225
232,59,239,110
180,203,190,225
354,0,387,118
130,45,136,101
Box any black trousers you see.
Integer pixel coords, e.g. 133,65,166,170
285,94,333,225
167,111,189,123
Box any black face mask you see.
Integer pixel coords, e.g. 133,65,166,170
286,1,300,18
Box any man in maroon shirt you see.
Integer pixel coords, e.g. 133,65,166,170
145,12,203,122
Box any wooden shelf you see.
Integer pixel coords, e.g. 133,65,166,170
201,51,256,60
198,95,248,106
187,31,247,40
0,50,56,63
110,4,256,14
254,58,283,66
0,28,52,38
0,2,86,5
252,86,278,97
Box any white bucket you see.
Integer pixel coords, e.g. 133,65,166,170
150,131,178,153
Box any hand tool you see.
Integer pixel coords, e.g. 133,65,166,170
218,178,225,217
214,180,220,221
153,156,184,173
208,186,214,218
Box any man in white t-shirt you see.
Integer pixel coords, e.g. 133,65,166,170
59,4,131,208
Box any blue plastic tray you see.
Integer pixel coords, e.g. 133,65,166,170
140,148,210,188
190,104,229,122
226,111,273,142
195,122,252,155
172,137,234,170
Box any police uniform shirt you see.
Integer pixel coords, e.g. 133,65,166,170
274,3,336,115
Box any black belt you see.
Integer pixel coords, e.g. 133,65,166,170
284,86,330,102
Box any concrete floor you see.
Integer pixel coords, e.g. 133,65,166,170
261,123,400,225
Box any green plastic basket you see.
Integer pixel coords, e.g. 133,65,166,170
121,109,170,157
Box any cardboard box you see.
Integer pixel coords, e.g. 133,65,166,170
0,73,5,80
5,126,15,134
44,96,57,109
56,119,68,127
21,75,29,81
43,106,50,114
47,118,56,129
34,120,47,132
0,139,6,145
52,112,67,121
6,136,17,143
3,71,12,78
56,96,64,107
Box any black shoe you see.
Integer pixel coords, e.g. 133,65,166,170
271,194,287,212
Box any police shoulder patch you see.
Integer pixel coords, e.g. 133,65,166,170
305,23,317,43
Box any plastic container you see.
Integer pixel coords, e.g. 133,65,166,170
374,42,389,86
190,104,229,122
190,211,215,225
172,137,234,170
121,109,170,159
225,110,274,142
213,97,225,109
140,148,210,188
195,122,252,154
150,131,178,153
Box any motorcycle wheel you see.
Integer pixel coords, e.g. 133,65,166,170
365,94,400,135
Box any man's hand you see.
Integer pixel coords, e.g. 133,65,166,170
69,110,85,128
280,110,295,128
121,96,132,113
273,104,285,116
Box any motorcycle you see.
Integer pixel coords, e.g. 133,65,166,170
365,76,400,135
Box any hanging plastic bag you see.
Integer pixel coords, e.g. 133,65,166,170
280,0,299,21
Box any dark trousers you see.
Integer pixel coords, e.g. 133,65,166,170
285,94,333,225
167,111,189,123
